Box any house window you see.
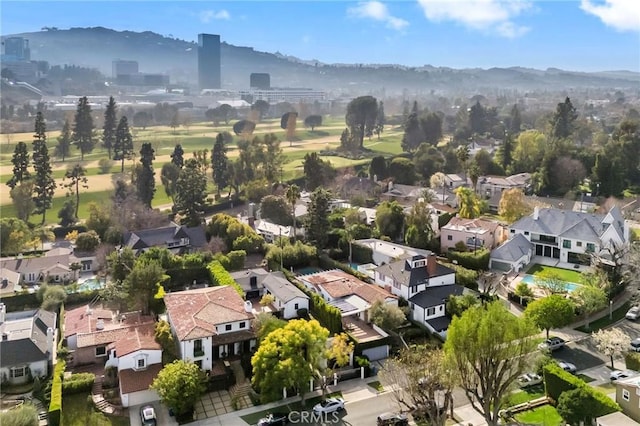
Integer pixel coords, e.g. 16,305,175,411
510,229,515,234
410,303,414,310
294,303,299,310
136,358,146,369
524,231,529,236
426,307,436,316
623,389,630,401
193,339,204,357
587,243,595,252
239,322,246,329
11,366,26,378
95,346,107,357
225,324,232,331
563,240,571,249
447,235,453,241
393,281,401,289
577,241,582,247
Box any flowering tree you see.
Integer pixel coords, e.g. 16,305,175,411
592,328,629,368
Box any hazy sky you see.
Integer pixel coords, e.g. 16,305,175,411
2,0,639,72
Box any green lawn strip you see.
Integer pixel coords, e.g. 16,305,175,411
632,228,640,241
504,386,545,406
513,404,563,426
576,374,595,383
525,264,585,284
240,391,342,425
594,383,616,394
62,393,129,426
367,381,384,392
576,301,630,332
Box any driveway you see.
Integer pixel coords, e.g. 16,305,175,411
128,402,177,426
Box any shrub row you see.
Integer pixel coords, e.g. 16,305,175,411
48,360,66,426
319,255,371,283
351,244,373,264
214,250,246,272
542,363,619,417
0,289,99,312
446,248,490,271
62,373,95,395
165,267,210,290
207,260,245,299
442,262,479,290
57,304,65,351
625,352,640,371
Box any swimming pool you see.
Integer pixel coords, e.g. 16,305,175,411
520,274,581,292
74,278,105,293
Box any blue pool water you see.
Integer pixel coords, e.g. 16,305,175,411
295,266,324,276
74,278,105,293
520,274,581,292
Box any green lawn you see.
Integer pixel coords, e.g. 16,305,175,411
61,393,129,426
526,264,585,284
513,404,563,426
367,381,384,392
240,391,342,425
576,301,631,333
504,385,545,406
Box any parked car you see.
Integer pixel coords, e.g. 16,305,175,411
610,370,635,381
312,397,345,414
557,361,577,374
377,412,409,426
257,412,289,426
517,373,543,388
538,337,566,352
630,338,640,352
139,405,157,426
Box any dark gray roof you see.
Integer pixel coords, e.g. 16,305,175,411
262,271,309,303
426,316,453,332
491,234,533,262
512,207,625,242
375,256,455,288
122,223,207,252
0,309,56,368
408,285,465,308
230,268,269,292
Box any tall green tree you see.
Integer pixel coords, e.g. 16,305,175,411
136,142,156,208
72,96,95,160
495,132,514,173
551,97,577,140
345,96,378,149
102,96,117,159
444,302,537,426
285,184,301,237
160,163,180,201
374,101,385,139
170,144,184,169
401,109,423,153
211,133,228,195
11,181,35,222
63,164,88,219
106,246,136,283
56,118,72,161
32,112,56,224
468,101,486,135
524,295,575,339
305,188,331,249
251,319,330,404
509,104,521,135
303,152,335,191
152,360,206,418
405,201,434,249
0,217,32,256
376,200,405,241
174,158,207,227
7,141,31,189
420,111,443,145
113,116,133,173
125,258,166,315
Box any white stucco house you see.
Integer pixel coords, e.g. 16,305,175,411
164,286,256,372
0,303,57,384
352,239,432,267
261,271,310,319
490,206,629,272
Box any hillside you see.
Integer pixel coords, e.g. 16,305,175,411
3,27,639,93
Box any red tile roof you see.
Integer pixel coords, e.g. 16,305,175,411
303,270,396,304
118,363,163,394
114,323,160,357
64,304,116,338
164,286,254,341
76,319,155,348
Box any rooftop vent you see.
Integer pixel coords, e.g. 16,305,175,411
96,319,104,330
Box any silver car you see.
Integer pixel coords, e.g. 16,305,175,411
557,361,577,374
626,307,640,320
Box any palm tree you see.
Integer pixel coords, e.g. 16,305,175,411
285,184,301,240
456,145,470,184
468,162,481,193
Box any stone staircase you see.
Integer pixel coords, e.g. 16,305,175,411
229,381,253,400
91,375,124,416
31,397,48,426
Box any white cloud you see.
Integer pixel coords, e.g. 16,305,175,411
417,0,531,37
347,1,409,31
199,9,231,23
580,0,640,32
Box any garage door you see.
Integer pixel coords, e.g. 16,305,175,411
362,345,389,361
126,389,160,407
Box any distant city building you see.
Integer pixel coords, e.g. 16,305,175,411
2,37,30,61
112,59,139,78
239,88,326,104
250,73,270,90
198,33,221,90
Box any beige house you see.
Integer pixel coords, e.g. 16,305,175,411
440,217,506,252
614,375,640,423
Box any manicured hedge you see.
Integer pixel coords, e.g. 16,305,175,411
62,373,95,395
446,248,490,271
52,225,88,239
442,262,479,290
351,244,373,264
543,363,620,417
213,250,246,271
625,352,640,371
0,290,99,312
207,260,245,299
165,267,210,290
319,255,371,283
48,360,66,426
57,304,65,351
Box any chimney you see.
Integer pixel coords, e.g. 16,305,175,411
46,327,54,352
248,202,256,218
427,254,437,277
533,206,539,220
0,303,5,324
244,300,253,313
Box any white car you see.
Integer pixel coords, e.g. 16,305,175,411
517,373,542,388
610,370,634,381
626,307,640,320
312,397,345,414
557,361,577,374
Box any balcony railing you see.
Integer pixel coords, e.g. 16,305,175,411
193,349,205,357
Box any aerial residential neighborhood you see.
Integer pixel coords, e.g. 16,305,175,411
1,2,640,426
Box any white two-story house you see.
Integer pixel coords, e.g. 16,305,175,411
374,255,464,338
261,271,310,319
164,286,256,372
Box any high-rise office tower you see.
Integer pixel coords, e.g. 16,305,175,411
198,34,221,90
2,37,30,60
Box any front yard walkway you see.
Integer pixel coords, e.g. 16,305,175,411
193,389,251,420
